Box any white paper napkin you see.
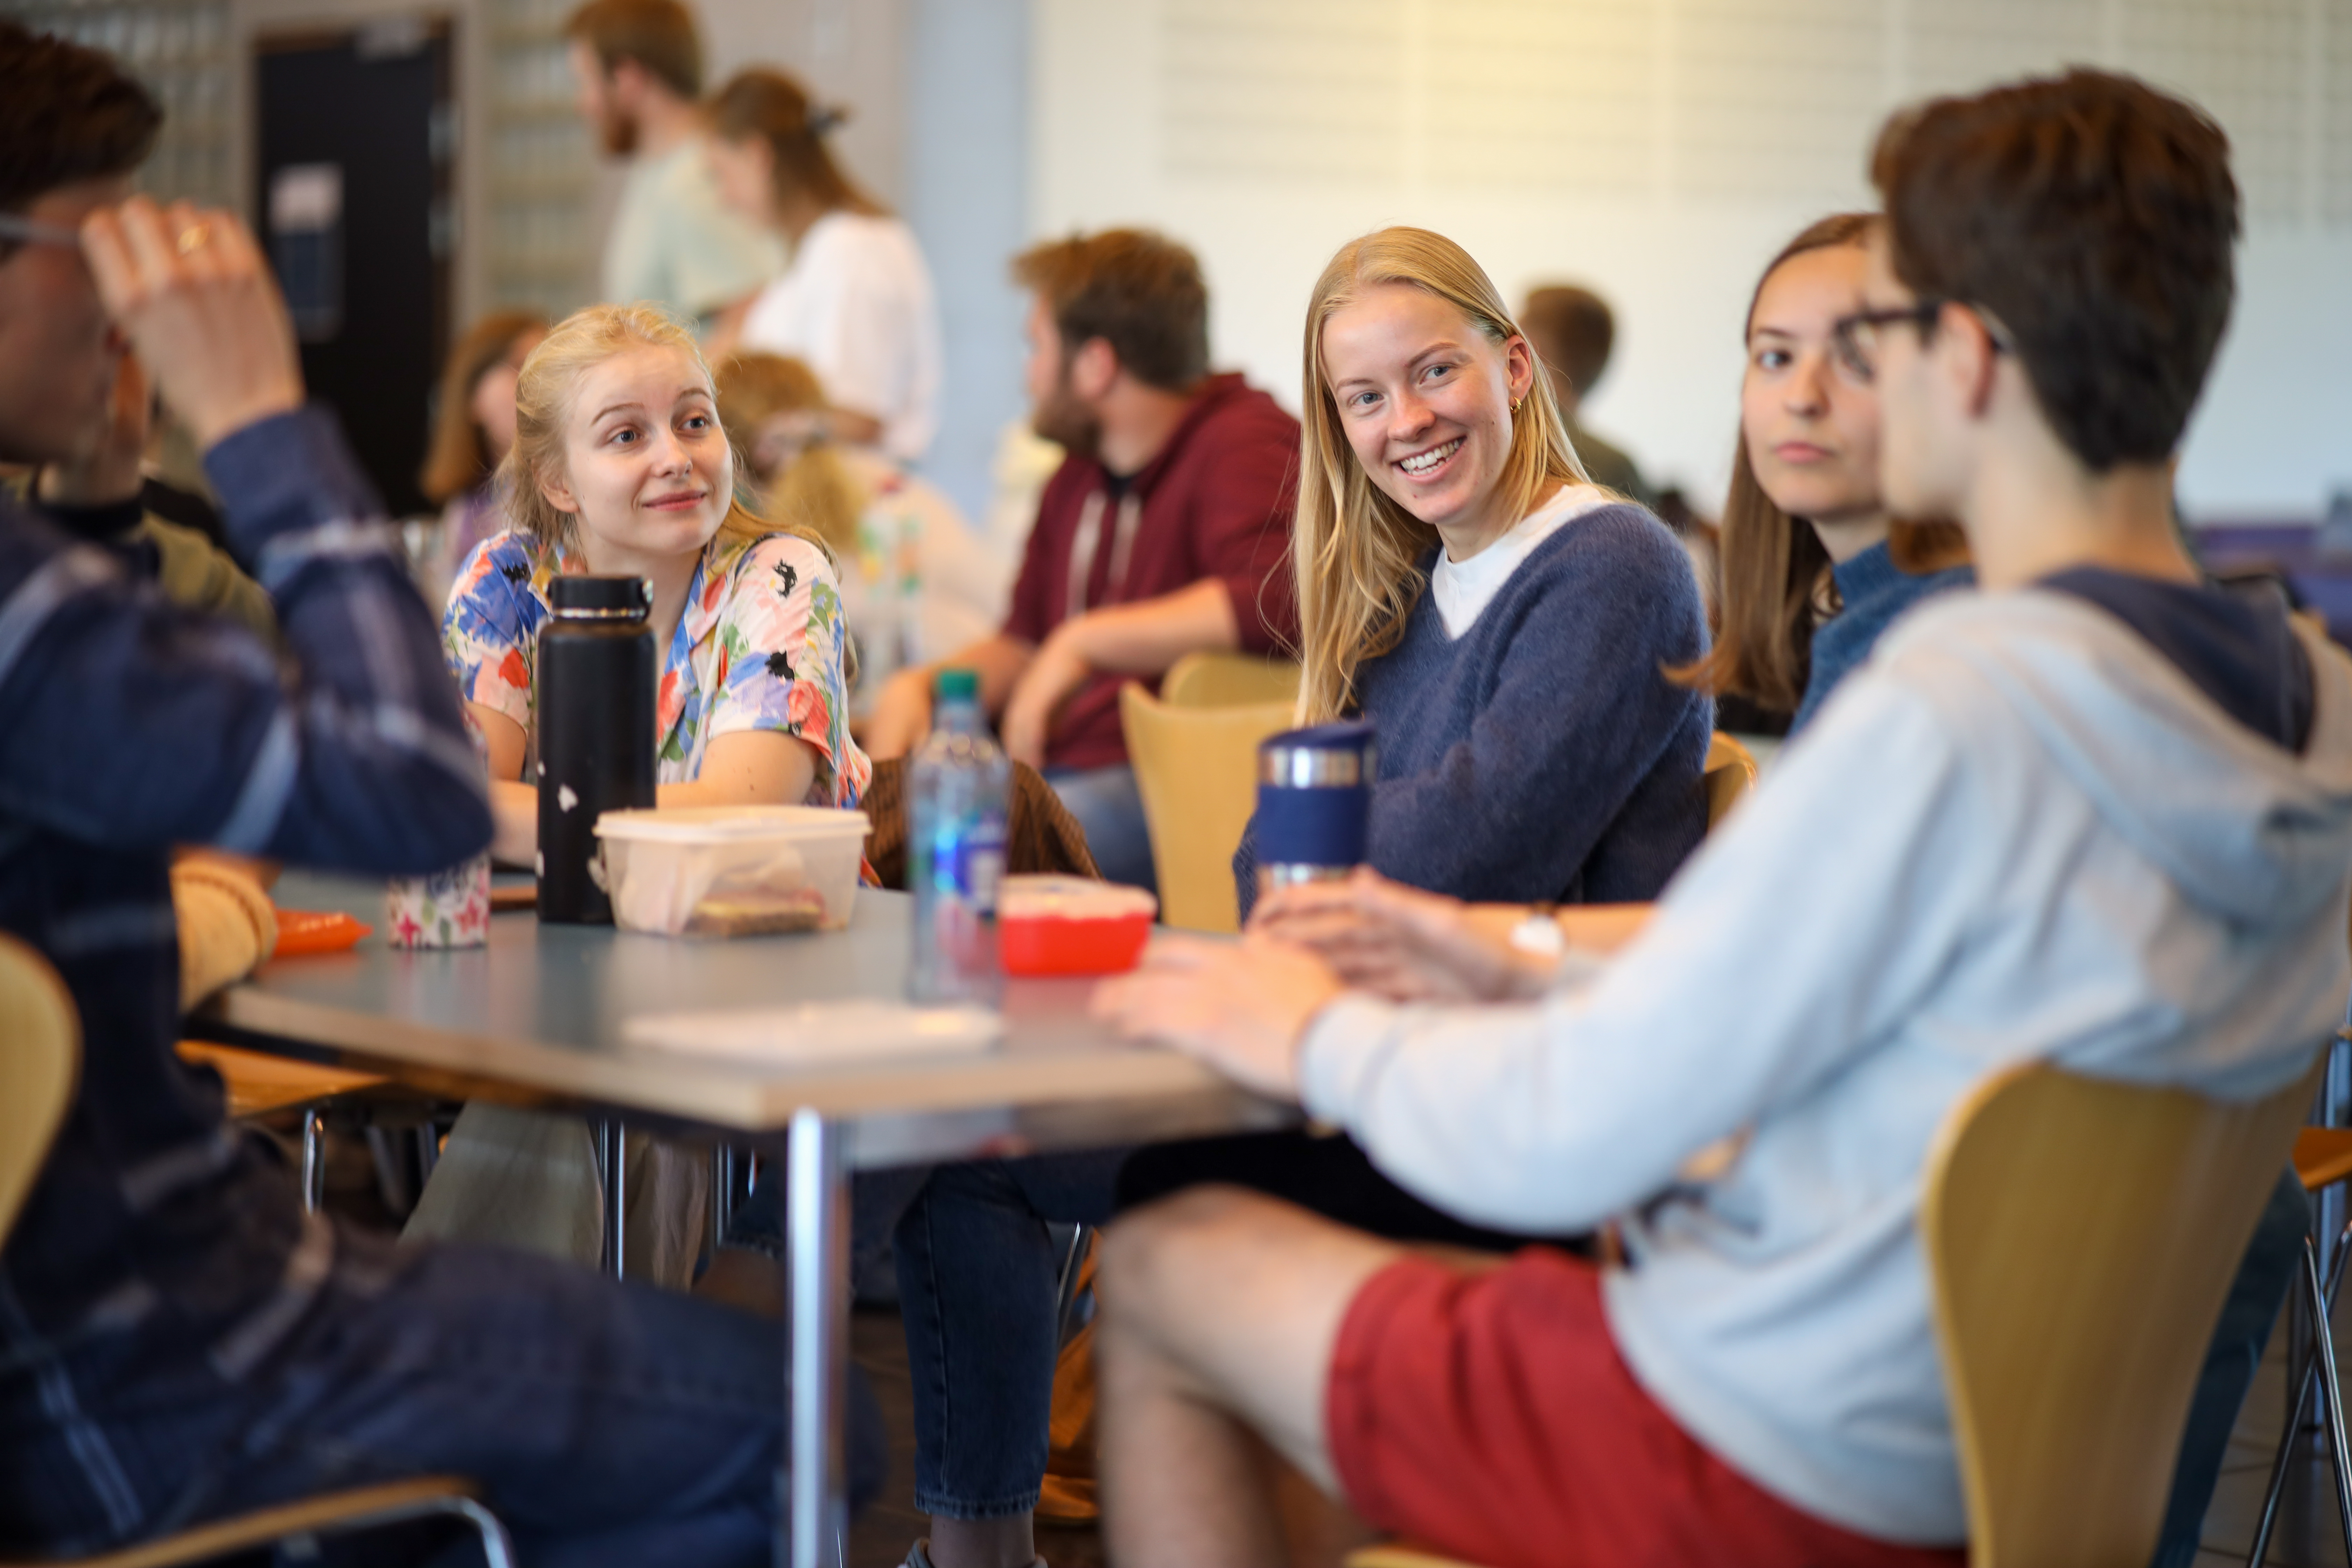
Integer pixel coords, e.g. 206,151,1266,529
621,1000,1003,1064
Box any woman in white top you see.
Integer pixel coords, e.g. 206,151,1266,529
705,69,944,464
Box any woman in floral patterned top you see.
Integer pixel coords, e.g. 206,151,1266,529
412,302,870,1284
443,302,870,868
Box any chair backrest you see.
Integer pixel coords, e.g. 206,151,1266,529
0,934,80,1247
1160,651,1302,711
1703,732,1759,830
1921,1052,2323,1568
1119,683,1295,933
858,754,1101,890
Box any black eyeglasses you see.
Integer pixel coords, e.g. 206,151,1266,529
1827,303,1945,384
0,213,83,252
1828,300,2011,384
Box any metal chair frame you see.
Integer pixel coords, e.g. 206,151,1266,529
2246,1032,2352,1566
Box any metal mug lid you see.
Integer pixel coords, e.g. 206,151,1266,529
1259,719,1376,788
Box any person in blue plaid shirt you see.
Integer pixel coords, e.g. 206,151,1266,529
0,23,878,1564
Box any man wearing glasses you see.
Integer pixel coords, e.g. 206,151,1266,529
1083,66,2352,1568
0,163,271,638
0,22,879,1564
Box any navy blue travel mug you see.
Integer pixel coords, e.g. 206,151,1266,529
1254,719,1377,897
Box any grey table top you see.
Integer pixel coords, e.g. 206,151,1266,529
191,873,1290,1167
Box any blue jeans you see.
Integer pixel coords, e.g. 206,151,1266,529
891,1151,1128,1520
0,1224,886,1567
1042,764,1156,895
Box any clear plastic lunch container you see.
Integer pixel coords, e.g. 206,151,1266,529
593,806,871,937
998,875,1157,976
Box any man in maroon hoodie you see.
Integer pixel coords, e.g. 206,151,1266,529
866,228,1300,890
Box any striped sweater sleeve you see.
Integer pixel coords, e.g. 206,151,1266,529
0,406,491,874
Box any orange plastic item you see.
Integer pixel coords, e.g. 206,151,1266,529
999,876,1156,977
272,909,372,957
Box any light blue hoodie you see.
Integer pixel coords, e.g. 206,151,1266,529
1297,586,2352,1543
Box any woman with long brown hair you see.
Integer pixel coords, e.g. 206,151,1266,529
1682,212,1971,730
418,308,545,597
703,67,942,462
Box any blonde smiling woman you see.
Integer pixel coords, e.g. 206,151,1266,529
413,302,870,1281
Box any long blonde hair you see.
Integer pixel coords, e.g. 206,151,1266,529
711,351,866,560
498,303,829,564
1294,227,1589,721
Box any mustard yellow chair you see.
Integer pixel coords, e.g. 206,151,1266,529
1119,684,1294,933
1347,1054,2321,1568
0,934,76,1247
0,935,515,1568
1160,650,1301,710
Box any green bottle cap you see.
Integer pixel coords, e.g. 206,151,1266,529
934,668,980,702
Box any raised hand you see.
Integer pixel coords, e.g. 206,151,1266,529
79,197,303,451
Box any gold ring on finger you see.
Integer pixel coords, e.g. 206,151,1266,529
175,224,210,255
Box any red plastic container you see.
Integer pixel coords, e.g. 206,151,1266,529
999,876,1156,977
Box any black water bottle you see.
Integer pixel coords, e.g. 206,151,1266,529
537,575,657,923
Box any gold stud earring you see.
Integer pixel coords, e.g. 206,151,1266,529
1510,397,1523,414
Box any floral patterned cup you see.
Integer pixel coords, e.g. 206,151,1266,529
386,855,492,948
387,705,495,948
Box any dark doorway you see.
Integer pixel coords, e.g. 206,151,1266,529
255,18,454,517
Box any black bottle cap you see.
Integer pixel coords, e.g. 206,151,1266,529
550,575,653,618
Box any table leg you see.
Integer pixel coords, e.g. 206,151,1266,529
300,1107,327,1214
784,1108,848,1568
710,1143,737,1255
597,1118,625,1279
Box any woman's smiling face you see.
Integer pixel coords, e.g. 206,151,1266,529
1320,280,1534,550
539,343,733,570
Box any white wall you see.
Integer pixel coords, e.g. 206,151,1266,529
903,0,1031,522
1032,0,2352,522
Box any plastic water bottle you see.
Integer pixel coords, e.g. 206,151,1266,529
909,668,1010,1004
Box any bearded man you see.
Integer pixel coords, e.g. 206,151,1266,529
862,228,1298,895
565,0,776,324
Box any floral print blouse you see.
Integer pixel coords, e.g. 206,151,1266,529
442,527,872,806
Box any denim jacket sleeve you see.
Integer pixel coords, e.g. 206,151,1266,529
0,405,492,874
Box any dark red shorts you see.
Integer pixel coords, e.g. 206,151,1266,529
1325,1247,1968,1568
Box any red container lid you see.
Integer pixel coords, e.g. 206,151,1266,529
999,875,1157,923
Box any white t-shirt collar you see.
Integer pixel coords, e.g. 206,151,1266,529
1429,484,1615,639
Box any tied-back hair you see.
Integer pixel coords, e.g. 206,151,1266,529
419,309,545,506
712,350,866,561
708,69,882,220
498,303,833,568
1295,226,1589,723
1673,213,1968,712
